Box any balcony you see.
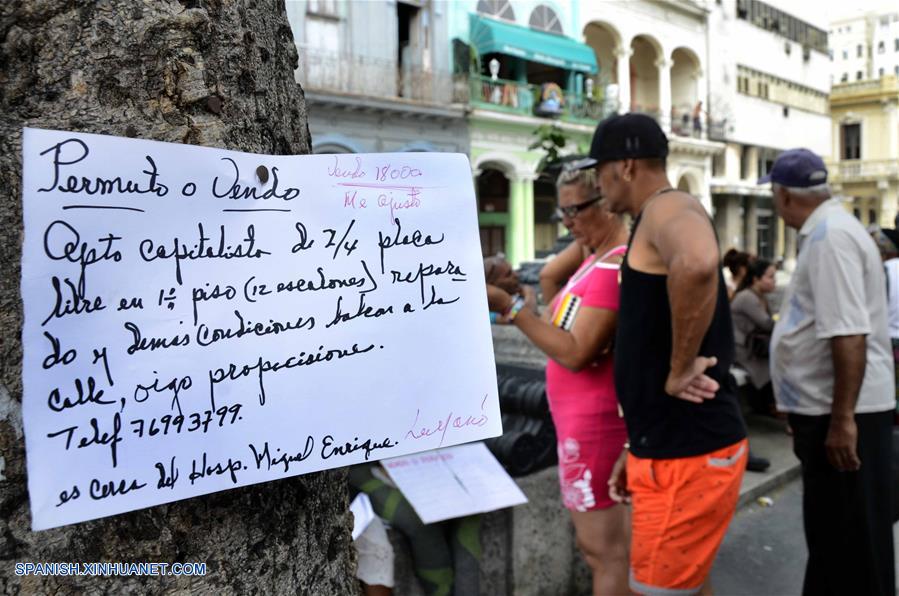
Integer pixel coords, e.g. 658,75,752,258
462,73,610,125
296,47,454,105
830,159,899,182
831,75,899,103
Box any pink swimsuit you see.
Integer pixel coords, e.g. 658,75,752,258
546,246,628,511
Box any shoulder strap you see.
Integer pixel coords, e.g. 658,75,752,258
596,244,628,263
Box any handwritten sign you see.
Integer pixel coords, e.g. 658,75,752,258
382,443,527,524
20,128,501,530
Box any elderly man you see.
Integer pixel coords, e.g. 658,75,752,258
764,148,895,596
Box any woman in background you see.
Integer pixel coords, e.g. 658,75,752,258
723,249,752,301
731,259,777,416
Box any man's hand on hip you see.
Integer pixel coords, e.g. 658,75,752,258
665,356,720,403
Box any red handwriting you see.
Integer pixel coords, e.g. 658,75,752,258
378,189,420,221
417,453,454,463
374,163,422,182
336,182,436,191
327,155,366,179
405,395,489,447
343,191,367,209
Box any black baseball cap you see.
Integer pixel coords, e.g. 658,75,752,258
577,113,669,169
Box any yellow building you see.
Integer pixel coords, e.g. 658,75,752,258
828,75,899,227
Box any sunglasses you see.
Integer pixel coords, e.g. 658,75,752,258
555,196,602,220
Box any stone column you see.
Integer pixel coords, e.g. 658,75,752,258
507,176,527,266
784,226,798,272
521,173,537,263
656,57,672,131
508,173,537,266
880,181,899,228
746,146,759,182
614,46,632,113
715,195,743,250
884,101,899,159
775,217,785,262
744,196,758,253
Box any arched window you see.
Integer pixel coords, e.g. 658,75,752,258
313,143,354,154
529,5,563,34
476,0,515,22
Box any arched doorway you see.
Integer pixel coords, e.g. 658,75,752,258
630,35,661,116
533,176,558,257
583,21,621,93
313,143,355,154
671,47,702,136
476,167,511,257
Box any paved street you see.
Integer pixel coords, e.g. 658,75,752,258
711,479,899,595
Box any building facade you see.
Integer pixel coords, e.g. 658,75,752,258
448,0,603,264
831,11,899,83
449,0,722,265
827,10,899,228
828,76,899,228
286,0,468,157
707,0,831,266
288,0,835,267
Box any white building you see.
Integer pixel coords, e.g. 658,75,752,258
707,0,831,264
285,0,468,156
871,12,899,79
831,15,874,83
575,0,722,210
830,11,899,82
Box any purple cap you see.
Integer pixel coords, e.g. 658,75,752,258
758,148,828,187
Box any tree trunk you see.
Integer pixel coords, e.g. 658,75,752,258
0,1,357,593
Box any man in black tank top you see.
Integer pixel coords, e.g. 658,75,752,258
577,114,747,596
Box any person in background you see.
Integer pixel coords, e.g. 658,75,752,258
722,248,751,301
349,464,481,596
484,256,535,323
355,513,395,596
485,166,630,595
484,255,520,295
765,149,894,596
730,258,778,471
692,100,704,137
731,259,777,416
868,225,899,420
590,113,747,596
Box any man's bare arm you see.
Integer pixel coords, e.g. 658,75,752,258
827,335,865,471
649,199,721,400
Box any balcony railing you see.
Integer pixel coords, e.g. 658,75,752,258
832,76,899,98
831,159,899,181
464,74,610,124
296,47,454,104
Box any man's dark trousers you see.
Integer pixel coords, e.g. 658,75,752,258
789,411,895,596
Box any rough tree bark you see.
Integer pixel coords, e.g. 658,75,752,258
0,1,357,593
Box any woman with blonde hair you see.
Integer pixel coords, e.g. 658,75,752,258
486,166,629,595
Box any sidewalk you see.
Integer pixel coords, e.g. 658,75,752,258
738,411,800,508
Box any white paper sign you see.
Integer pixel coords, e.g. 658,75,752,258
20,128,501,530
382,442,527,524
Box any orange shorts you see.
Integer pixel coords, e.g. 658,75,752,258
627,439,747,595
